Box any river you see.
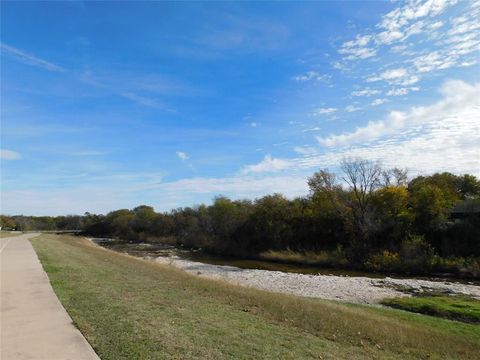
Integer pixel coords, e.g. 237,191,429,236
91,238,479,284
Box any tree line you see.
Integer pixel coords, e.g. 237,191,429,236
2,159,479,277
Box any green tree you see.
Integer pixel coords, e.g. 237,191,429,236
409,183,450,235
371,186,412,249
0,215,16,229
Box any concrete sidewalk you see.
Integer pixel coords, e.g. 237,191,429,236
1,233,100,360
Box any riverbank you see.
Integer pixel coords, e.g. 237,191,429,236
155,256,480,304
91,238,480,281
30,234,480,359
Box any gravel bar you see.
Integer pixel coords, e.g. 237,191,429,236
155,257,480,304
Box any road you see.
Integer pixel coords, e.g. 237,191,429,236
0,233,99,360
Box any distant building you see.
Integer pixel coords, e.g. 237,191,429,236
450,199,480,222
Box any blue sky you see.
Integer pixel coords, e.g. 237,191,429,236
1,0,479,215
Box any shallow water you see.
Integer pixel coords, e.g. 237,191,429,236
92,239,479,284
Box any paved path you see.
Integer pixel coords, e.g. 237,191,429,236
1,233,100,360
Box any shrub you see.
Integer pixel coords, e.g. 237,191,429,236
366,250,401,272
400,235,436,273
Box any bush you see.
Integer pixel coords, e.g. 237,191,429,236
365,250,401,272
400,235,436,273
259,245,348,267
433,257,480,278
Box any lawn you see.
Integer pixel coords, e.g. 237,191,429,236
382,295,480,323
30,234,480,360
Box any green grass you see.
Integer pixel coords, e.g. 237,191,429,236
382,295,480,323
30,234,480,360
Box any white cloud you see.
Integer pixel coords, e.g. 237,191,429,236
156,174,309,202
448,14,480,36
240,155,292,174
345,105,361,112
0,43,65,72
301,127,321,133
338,35,377,59
4,78,479,215
0,174,308,215
377,30,404,44
412,51,456,73
312,107,337,116
338,0,456,60
351,88,381,97
250,122,257,127
332,61,348,71
391,44,409,53
378,0,456,37
337,0,479,93
317,111,406,147
0,149,21,160
368,68,407,81
367,67,421,86
370,98,390,106
386,87,420,96
294,71,330,82
176,151,189,161
429,20,444,30
339,47,377,60
316,79,479,148
293,146,317,155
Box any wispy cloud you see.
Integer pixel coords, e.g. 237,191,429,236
293,146,317,155
338,0,456,59
386,87,420,96
120,92,162,108
316,79,479,148
370,98,389,106
154,174,309,206
0,43,65,72
176,151,189,161
312,107,337,116
337,0,480,92
240,154,292,174
351,88,381,97
294,71,331,82
367,68,419,86
0,149,21,160
345,105,361,112
339,35,377,60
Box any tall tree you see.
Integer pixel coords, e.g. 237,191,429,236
340,158,382,252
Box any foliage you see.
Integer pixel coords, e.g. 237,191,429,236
0,215,16,229
260,245,348,267
365,251,401,272
399,235,436,273
3,159,480,276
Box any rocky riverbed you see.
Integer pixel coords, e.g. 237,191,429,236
155,256,480,304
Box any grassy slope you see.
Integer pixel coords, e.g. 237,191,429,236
382,295,480,323
31,234,480,360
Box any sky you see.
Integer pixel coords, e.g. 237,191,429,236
1,0,479,215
